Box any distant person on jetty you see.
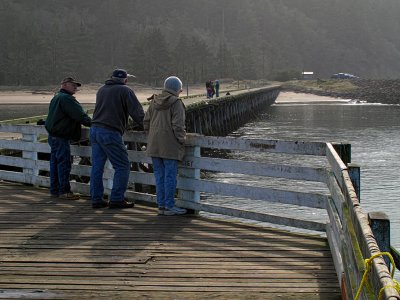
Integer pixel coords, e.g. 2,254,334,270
206,80,215,98
90,69,144,209
214,79,220,97
144,76,187,216
45,77,92,200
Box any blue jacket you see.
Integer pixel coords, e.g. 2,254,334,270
92,80,144,134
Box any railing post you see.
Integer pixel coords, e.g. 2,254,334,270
348,163,361,200
22,133,38,185
179,145,200,214
332,143,351,165
369,212,391,267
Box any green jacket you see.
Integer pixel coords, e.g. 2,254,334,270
45,89,91,141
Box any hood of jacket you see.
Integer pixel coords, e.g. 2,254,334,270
152,89,180,111
104,79,125,86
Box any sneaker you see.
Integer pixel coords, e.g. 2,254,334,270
108,200,134,209
59,192,80,200
92,200,109,209
50,193,59,198
164,206,187,216
157,207,165,215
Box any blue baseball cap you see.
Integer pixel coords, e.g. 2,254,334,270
111,69,136,79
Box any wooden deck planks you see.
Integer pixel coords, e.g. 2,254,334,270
0,181,341,299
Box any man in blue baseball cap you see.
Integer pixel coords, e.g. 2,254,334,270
90,68,144,209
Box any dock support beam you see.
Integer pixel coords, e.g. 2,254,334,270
348,163,361,200
369,212,391,267
332,143,351,165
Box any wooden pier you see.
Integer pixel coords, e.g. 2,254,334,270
0,87,399,299
0,181,340,299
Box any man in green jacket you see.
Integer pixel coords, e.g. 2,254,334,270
45,77,92,200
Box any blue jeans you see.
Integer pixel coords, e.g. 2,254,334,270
48,136,72,196
90,126,130,204
152,157,178,209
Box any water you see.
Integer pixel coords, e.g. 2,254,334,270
215,100,400,280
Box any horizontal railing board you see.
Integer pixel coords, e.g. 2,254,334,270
177,177,328,209
128,171,327,209
123,130,147,143
185,135,327,156
0,171,48,187
326,143,347,191
325,173,345,221
325,223,343,283
0,155,47,170
174,200,326,232
70,145,91,157
0,140,49,152
182,156,328,182
325,199,343,254
340,235,359,300
66,182,326,232
125,152,328,183
325,198,346,287
342,207,365,277
0,124,47,135
127,150,151,163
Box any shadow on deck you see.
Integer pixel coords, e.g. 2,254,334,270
0,181,341,299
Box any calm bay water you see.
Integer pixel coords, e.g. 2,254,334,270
228,101,400,253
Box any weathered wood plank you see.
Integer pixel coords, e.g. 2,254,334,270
0,290,342,300
0,182,340,299
176,177,328,209
182,155,328,182
326,143,347,191
0,124,46,134
185,135,327,156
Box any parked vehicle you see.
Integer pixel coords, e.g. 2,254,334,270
331,73,359,79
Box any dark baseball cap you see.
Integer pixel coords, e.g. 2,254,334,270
111,69,136,79
61,77,81,87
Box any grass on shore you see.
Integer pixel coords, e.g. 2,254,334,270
282,79,359,93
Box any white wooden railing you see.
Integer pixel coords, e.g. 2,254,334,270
0,124,398,300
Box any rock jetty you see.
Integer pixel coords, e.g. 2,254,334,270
282,79,400,104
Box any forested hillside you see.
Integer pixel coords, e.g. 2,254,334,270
1,0,400,86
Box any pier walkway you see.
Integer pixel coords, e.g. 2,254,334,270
0,181,341,299
1,88,399,299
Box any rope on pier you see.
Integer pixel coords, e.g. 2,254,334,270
354,251,398,300
378,279,400,300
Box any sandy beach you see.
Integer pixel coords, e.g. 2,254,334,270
0,84,209,105
0,88,350,140
275,91,351,104
0,88,351,106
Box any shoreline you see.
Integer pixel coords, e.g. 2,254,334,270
282,79,400,105
275,91,351,104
